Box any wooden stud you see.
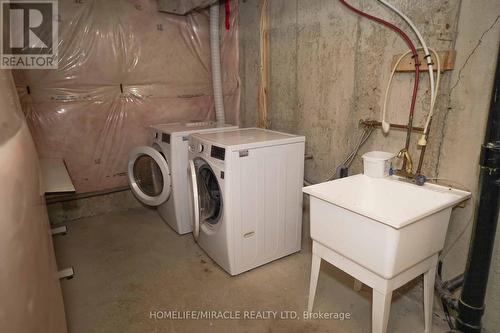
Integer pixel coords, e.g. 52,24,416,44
257,0,269,129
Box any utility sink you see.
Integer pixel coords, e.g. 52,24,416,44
303,174,471,279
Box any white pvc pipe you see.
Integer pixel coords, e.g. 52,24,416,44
381,51,408,133
378,0,436,144
210,4,226,125
419,48,441,146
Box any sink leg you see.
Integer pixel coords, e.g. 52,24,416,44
372,290,392,333
423,266,436,333
307,253,321,312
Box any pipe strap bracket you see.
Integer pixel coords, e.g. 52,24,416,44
480,142,500,173
456,298,485,331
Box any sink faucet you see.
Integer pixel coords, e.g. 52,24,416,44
396,148,413,175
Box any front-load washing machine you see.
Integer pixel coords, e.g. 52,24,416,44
128,122,237,234
187,128,305,275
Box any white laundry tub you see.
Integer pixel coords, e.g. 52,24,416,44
303,174,471,279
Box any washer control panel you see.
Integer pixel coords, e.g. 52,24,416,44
210,145,225,161
189,138,226,163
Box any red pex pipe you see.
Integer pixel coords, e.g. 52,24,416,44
225,0,231,30
338,0,420,161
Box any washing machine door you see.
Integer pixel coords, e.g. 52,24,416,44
128,145,171,206
190,157,223,240
188,159,200,241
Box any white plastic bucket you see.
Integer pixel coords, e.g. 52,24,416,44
362,151,395,178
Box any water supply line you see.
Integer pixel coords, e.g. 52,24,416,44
378,1,436,144
210,3,226,125
382,48,441,134
338,0,421,174
378,1,445,181
382,47,441,179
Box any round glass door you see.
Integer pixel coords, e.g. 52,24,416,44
133,155,164,196
128,146,171,206
194,158,222,227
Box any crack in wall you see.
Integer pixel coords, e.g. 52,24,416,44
433,14,500,178
350,8,363,159
450,15,500,95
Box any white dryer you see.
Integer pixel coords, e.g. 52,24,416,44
188,128,305,275
128,122,237,234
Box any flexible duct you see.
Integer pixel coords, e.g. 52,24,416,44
210,3,226,125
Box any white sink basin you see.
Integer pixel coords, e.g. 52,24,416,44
303,174,471,278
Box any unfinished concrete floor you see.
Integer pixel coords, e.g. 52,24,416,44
54,207,450,333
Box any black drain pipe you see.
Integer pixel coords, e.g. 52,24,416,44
455,48,500,332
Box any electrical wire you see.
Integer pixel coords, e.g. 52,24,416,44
330,127,374,180
440,199,475,259
437,261,457,330
426,178,475,259
427,178,468,190
303,127,374,185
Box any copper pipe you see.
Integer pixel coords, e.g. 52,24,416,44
416,117,433,175
416,144,427,175
359,119,424,133
402,114,415,170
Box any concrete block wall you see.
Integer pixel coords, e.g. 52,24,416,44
238,0,500,330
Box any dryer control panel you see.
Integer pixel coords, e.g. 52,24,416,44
153,130,170,145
